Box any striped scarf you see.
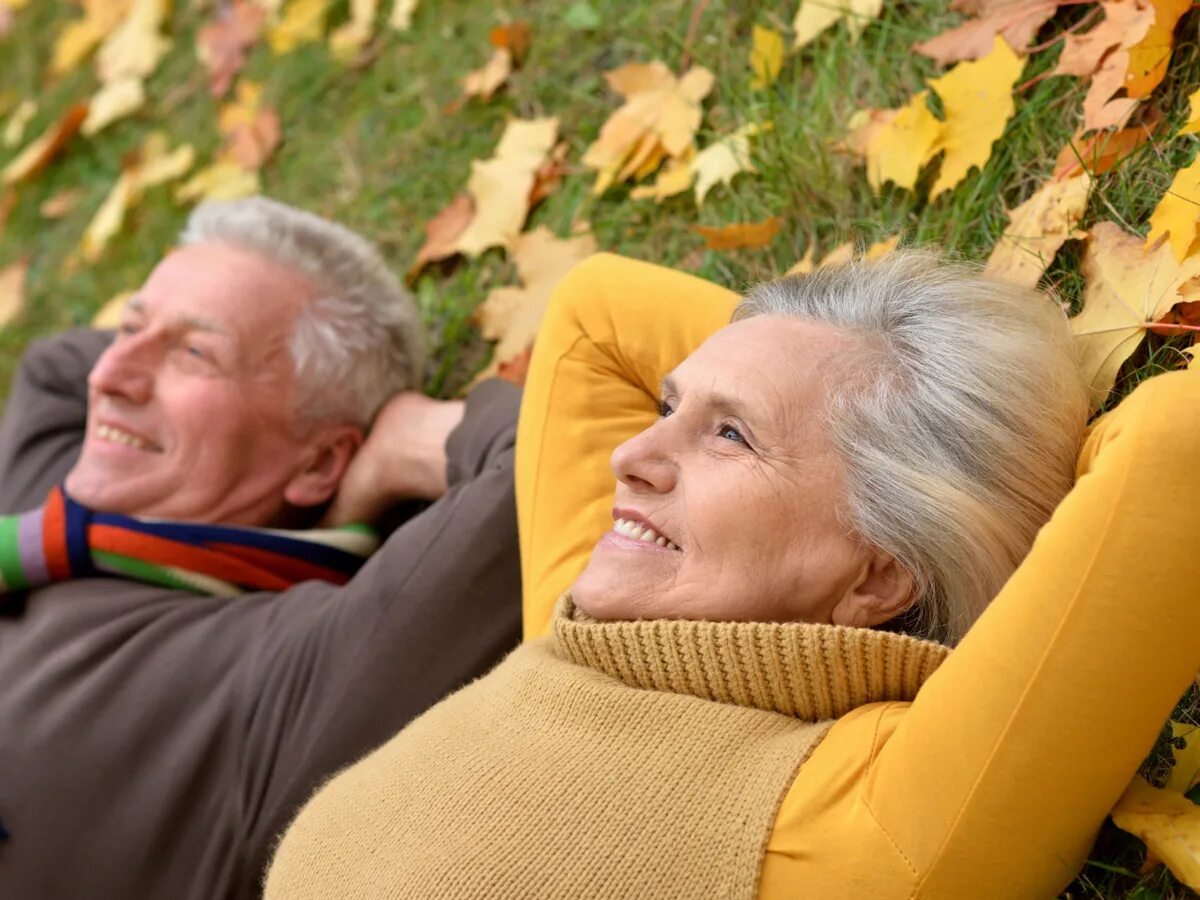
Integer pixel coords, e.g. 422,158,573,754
0,486,379,597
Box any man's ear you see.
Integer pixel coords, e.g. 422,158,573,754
829,552,916,629
283,425,364,510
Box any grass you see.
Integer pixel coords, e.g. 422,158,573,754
3,0,1200,895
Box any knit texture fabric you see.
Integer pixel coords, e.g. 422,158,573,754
265,597,951,900
0,486,378,597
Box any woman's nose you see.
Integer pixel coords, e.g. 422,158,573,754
611,421,677,493
87,334,156,405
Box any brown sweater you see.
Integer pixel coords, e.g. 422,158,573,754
0,330,523,900
266,598,949,899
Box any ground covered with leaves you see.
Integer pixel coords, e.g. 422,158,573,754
4,0,1200,896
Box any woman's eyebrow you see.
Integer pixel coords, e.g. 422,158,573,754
660,374,761,424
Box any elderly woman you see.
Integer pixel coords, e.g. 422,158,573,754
265,252,1200,898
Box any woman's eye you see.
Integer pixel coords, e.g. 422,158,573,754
658,399,675,418
719,423,746,445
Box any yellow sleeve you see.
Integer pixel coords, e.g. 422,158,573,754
853,368,1200,895
515,253,739,638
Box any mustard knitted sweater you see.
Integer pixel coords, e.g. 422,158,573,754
265,598,949,899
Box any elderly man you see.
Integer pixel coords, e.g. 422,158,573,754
0,198,522,899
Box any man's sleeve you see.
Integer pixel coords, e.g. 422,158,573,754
236,378,523,878
0,329,111,515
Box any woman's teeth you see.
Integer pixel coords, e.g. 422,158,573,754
612,517,680,551
96,424,151,450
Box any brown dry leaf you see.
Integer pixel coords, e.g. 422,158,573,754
1084,51,1142,131
462,48,512,101
454,117,559,257
692,123,765,206
329,0,377,63
407,192,474,280
175,159,260,203
862,91,941,193
0,6,13,39
985,172,1091,288
2,104,87,186
694,216,781,250
915,0,1064,65
1146,154,1200,262
268,0,330,54
490,21,531,66
925,35,1023,199
582,61,713,195
842,107,895,158
0,259,27,329
92,289,134,329
1071,221,1200,401
50,0,134,77
198,0,267,97
0,187,15,239
40,187,83,219
1112,776,1200,889
472,225,597,381
81,76,145,136
528,141,568,207
96,0,172,84
820,241,856,268
750,25,784,89
3,99,36,148
81,132,195,262
495,344,533,387
793,0,884,49
389,0,417,30
1054,0,1153,78
217,80,281,169
1053,114,1160,178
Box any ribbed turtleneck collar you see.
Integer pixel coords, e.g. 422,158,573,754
552,595,951,722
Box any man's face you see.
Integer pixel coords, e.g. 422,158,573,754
65,241,322,525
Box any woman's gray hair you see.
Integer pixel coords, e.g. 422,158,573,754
180,197,424,429
735,251,1089,645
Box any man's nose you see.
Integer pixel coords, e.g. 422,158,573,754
87,334,156,404
611,420,678,493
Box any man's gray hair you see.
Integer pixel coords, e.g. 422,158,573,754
735,251,1089,645
180,197,424,429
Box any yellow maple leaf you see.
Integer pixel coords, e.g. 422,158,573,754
1147,155,1200,262
389,0,417,30
462,48,512,101
692,123,765,206
329,0,377,62
1112,776,1200,889
50,0,134,76
1125,0,1190,99
925,35,1023,199
863,90,940,193
1167,721,1200,795
582,61,713,195
1180,87,1200,135
96,0,171,84
81,76,145,136
0,259,28,330
985,172,1091,288
268,0,330,54
175,159,260,203
628,149,695,202
792,0,883,49
472,225,597,382
1071,222,1200,402
454,117,559,257
750,25,784,89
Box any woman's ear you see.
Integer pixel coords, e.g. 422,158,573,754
283,425,364,510
830,552,916,629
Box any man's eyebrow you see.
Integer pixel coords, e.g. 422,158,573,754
121,297,225,335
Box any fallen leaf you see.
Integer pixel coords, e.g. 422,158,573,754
528,140,568,207
842,106,896,157
1112,776,1200,890
1070,221,1200,401
81,76,145,136
81,132,195,261
50,0,133,77
629,149,695,201
1181,88,1200,135
792,235,898,274
985,172,1091,288
388,0,417,30
490,21,531,66
3,99,36,148
329,0,377,63
925,35,1023,199
793,0,884,49
96,0,172,84
217,80,281,170
1054,0,1153,78
1146,154,1200,261
1083,51,1142,131
39,187,83,219
916,0,1064,65
1167,721,1200,795
582,61,713,195
694,216,781,250
1124,0,1190,99
495,344,533,386
198,0,267,97
0,187,15,239
0,6,12,39
1052,113,1160,178
175,159,260,203
864,235,899,260
92,289,134,329
750,25,784,89
472,225,597,381
820,241,856,268
0,259,27,329
2,104,87,186
408,192,474,279
862,90,941,192
462,48,512,101
268,0,330,53
454,117,559,256
692,123,764,205
785,245,816,275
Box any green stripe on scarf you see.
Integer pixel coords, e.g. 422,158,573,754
92,551,212,593
0,515,28,591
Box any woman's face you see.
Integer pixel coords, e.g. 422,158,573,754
572,315,912,626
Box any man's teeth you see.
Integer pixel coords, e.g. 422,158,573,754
96,424,151,450
612,517,680,551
